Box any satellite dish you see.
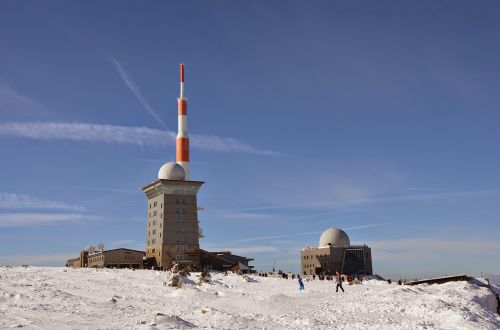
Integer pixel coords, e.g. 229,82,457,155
98,243,104,252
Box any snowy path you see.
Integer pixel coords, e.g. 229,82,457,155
0,267,499,329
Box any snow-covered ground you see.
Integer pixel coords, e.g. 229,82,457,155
488,275,500,295
0,267,498,329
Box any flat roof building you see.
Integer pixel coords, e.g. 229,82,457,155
142,179,203,269
199,249,254,273
66,248,145,269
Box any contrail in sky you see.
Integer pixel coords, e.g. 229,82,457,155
111,58,168,129
0,192,84,211
226,223,389,244
0,121,281,155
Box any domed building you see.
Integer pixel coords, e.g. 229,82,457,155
300,228,373,276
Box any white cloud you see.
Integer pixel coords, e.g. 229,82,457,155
365,237,500,261
404,187,442,192
231,231,322,244
240,188,500,211
0,193,84,211
189,133,280,156
344,223,391,230
0,213,94,227
222,223,388,244
207,246,279,254
0,254,76,266
111,58,167,129
0,121,279,155
0,121,169,146
215,210,281,221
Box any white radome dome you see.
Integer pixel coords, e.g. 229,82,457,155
158,162,185,180
319,228,350,247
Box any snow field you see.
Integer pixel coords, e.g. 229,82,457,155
0,267,499,329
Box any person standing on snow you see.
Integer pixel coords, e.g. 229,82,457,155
336,271,344,293
298,275,305,290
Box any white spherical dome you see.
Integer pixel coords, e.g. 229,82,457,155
319,228,350,247
158,162,185,180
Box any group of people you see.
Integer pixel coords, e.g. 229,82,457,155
256,271,300,279
297,271,345,292
257,270,355,293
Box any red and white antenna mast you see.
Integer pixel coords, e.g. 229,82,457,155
176,64,190,179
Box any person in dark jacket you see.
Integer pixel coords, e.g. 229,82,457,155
336,271,344,293
298,275,305,290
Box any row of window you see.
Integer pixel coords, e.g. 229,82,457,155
177,236,189,243
176,245,188,252
148,210,163,218
89,256,103,263
148,208,190,218
148,227,190,236
303,254,327,260
150,200,192,208
147,236,192,245
149,219,190,229
149,201,163,209
148,221,163,228
148,229,162,237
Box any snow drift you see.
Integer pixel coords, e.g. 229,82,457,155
0,267,498,329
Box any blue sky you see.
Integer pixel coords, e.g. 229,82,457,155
0,1,499,278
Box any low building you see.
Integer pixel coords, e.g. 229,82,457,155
66,257,81,268
199,249,255,273
67,248,145,269
87,248,144,268
65,250,89,268
301,228,373,276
